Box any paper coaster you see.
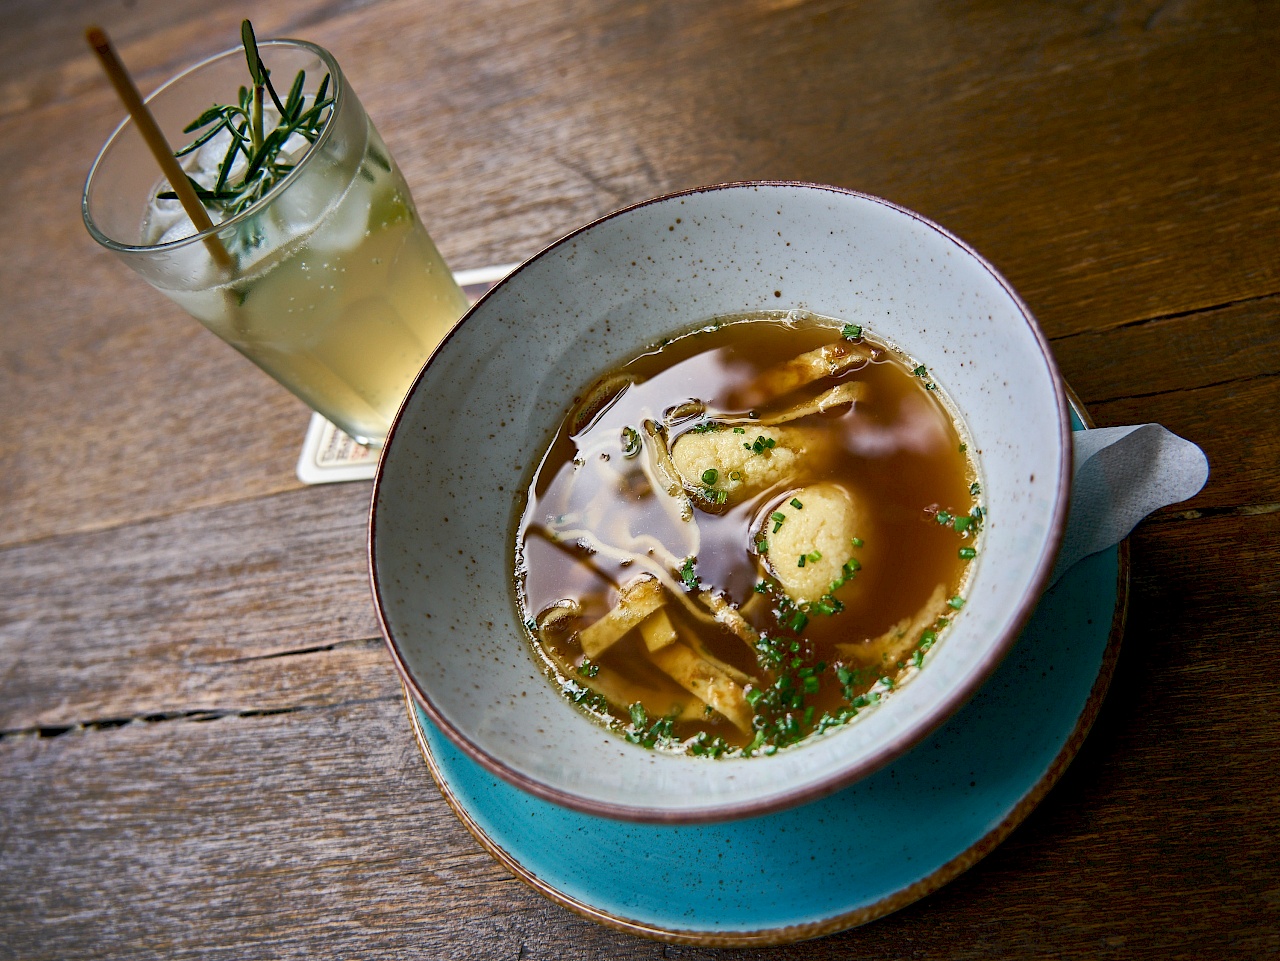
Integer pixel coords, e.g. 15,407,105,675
295,263,520,485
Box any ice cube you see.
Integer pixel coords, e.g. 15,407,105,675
303,177,373,255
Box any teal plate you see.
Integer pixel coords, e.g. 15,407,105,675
405,415,1127,946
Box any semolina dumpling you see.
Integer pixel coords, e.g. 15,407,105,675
762,482,869,604
671,425,825,505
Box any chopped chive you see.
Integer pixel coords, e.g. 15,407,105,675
701,468,718,484
953,515,973,533
948,596,966,610
790,498,804,510
620,425,641,457
803,675,820,694
970,481,981,495
807,550,822,562
959,547,977,560
797,555,806,568
842,323,863,340
772,511,786,523
959,443,967,452
733,427,746,434
851,536,864,548
743,443,753,451
913,365,928,377
745,687,764,706
936,511,952,525
679,556,699,590
843,557,861,575
754,580,768,593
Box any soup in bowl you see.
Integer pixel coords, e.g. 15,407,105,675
369,183,1070,823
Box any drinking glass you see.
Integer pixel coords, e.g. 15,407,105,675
83,40,469,446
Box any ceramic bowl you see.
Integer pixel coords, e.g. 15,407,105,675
369,183,1070,823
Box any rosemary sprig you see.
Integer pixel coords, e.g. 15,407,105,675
156,19,335,220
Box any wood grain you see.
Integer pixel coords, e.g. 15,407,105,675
1,514,1275,958
2,0,1278,548
3,0,1278,956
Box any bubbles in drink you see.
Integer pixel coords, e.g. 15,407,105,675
157,117,468,444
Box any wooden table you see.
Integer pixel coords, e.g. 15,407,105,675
3,1,1276,956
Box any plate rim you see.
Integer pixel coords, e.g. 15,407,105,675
403,390,1127,947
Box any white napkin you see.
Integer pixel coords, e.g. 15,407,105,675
1050,424,1209,584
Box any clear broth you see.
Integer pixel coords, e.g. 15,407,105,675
515,313,981,757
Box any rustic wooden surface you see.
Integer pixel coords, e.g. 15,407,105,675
2,0,1276,956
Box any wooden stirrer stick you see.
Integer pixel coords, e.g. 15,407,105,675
86,25,234,270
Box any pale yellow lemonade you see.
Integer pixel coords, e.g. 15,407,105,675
158,126,468,445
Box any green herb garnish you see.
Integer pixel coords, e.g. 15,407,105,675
842,323,863,340
157,19,336,221
959,547,977,560
701,468,718,485
679,556,699,590
620,425,641,457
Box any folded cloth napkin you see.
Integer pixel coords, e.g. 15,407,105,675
1051,424,1209,584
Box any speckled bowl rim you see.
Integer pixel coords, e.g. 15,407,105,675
404,390,1120,947
370,182,1074,823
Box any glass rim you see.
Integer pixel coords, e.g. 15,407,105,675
81,38,345,255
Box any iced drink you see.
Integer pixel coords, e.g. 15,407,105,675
84,39,468,445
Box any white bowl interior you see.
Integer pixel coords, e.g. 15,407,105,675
371,184,1068,821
